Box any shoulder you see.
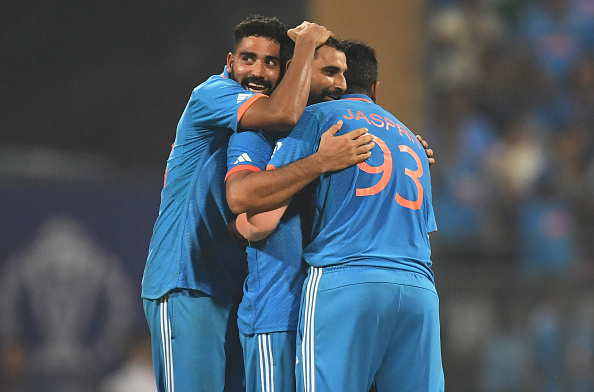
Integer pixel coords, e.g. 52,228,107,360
231,129,274,147
305,100,343,113
307,100,355,118
192,73,242,100
298,100,350,128
186,74,257,119
298,102,335,124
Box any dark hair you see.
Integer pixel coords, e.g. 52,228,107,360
318,36,345,54
282,36,345,62
343,40,378,95
280,39,295,67
233,15,289,52
233,15,292,73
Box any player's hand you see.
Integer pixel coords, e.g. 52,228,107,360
416,134,435,165
288,21,333,48
315,121,375,172
227,218,249,248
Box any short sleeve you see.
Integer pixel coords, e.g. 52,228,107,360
226,130,275,181
188,77,265,132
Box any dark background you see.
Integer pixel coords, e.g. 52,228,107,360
0,1,306,177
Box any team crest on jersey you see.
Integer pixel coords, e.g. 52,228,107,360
236,93,252,104
234,153,252,164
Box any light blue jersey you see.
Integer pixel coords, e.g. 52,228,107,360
268,94,444,391
226,129,313,392
142,68,265,303
268,94,437,283
226,130,311,335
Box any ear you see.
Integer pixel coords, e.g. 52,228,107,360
226,52,234,74
285,59,292,70
370,80,379,103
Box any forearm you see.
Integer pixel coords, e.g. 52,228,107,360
238,19,337,131
265,36,317,127
227,153,325,214
227,124,375,214
235,200,290,241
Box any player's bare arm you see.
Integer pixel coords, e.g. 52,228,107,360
226,121,374,214
234,197,291,242
231,119,377,240
230,131,428,243
239,22,333,131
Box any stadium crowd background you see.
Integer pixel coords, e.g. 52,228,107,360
0,0,592,390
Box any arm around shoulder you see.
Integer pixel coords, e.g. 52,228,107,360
225,121,375,214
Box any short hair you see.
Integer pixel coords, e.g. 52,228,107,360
233,15,289,52
316,36,345,57
233,15,292,73
282,36,346,63
343,40,378,95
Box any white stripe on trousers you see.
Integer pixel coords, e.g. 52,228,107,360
258,333,275,392
301,266,322,392
160,294,175,392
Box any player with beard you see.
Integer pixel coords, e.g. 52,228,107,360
224,37,349,392
141,16,374,392
229,40,444,392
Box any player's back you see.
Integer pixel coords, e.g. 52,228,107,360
302,95,436,281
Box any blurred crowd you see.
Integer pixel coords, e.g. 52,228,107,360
424,0,594,390
426,0,594,274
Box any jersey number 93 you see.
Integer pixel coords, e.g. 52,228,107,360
355,136,424,211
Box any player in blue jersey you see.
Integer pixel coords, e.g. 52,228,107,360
225,38,349,392
141,15,375,392
232,41,444,392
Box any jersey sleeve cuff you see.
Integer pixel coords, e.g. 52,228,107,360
237,94,266,122
225,165,262,181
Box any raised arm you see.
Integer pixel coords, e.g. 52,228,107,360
238,22,332,131
226,121,374,214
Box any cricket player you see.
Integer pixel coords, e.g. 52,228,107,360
225,37,349,392
141,16,373,392
233,40,444,392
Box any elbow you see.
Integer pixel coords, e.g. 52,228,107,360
226,187,246,215
282,111,300,128
268,109,300,131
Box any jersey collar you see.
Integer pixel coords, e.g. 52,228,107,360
341,93,373,103
221,66,229,79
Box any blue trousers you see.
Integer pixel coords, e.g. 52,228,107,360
143,289,244,392
297,266,444,392
240,330,297,392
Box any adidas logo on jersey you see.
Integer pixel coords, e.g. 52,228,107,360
237,93,252,104
270,141,283,158
234,153,252,164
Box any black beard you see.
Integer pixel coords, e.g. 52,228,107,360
308,88,344,105
324,89,343,100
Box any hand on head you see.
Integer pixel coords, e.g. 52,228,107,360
288,21,333,48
